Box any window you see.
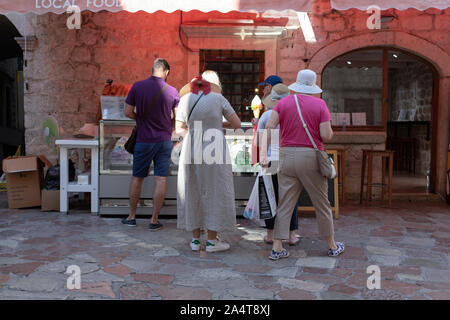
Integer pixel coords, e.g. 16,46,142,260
322,49,384,128
200,50,265,122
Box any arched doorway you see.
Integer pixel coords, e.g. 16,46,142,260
0,14,24,174
321,47,438,194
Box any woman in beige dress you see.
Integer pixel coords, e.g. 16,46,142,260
175,71,241,252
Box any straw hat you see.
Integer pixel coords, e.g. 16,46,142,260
261,83,290,109
288,69,322,94
179,78,222,98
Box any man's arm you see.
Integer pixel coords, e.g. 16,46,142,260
125,104,136,120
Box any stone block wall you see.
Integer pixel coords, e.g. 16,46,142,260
388,62,433,175
278,1,450,81
389,63,433,122
23,11,188,164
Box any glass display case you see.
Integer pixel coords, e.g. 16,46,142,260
99,120,181,176
99,120,259,176
98,120,258,216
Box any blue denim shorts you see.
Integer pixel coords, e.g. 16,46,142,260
133,141,173,178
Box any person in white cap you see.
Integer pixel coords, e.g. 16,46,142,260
261,69,344,260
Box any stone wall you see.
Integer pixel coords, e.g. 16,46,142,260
388,62,433,175
23,11,188,163
389,63,433,122
277,1,450,84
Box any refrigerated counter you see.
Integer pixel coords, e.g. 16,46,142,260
98,120,258,216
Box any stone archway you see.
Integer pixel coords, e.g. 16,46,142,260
307,31,450,197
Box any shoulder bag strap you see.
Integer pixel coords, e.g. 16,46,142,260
294,94,319,151
136,83,169,129
187,92,205,122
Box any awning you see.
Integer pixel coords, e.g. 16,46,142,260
330,0,450,11
0,0,313,15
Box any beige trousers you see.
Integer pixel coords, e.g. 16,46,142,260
274,147,334,240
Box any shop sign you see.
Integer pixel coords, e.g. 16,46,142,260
35,0,124,10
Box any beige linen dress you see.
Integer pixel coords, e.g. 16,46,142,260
176,91,237,232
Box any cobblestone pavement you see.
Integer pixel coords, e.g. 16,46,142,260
0,194,449,300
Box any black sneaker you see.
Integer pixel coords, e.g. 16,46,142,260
149,221,163,231
121,218,136,227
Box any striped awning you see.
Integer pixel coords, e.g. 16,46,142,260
0,0,313,14
330,0,450,11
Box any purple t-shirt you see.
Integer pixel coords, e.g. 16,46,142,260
126,76,180,143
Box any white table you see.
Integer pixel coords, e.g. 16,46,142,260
55,139,99,214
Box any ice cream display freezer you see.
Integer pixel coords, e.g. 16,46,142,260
98,120,259,216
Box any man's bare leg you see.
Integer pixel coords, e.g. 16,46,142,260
150,176,167,224
127,176,144,220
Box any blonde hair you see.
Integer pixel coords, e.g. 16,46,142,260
202,70,222,88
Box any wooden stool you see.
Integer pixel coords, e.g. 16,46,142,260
329,148,346,206
360,149,394,207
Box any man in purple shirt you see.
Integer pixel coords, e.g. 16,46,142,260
122,58,180,230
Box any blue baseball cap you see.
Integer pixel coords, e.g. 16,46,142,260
258,75,283,86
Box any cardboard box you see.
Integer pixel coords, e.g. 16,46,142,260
41,190,60,212
2,155,51,209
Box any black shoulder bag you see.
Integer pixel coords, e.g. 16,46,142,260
187,92,205,122
125,84,169,154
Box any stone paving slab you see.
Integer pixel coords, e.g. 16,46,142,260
295,257,337,269
0,197,449,300
366,246,402,256
7,274,62,292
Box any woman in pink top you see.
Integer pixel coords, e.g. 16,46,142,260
261,69,344,260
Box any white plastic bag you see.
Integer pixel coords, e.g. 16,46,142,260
243,178,259,222
244,172,277,222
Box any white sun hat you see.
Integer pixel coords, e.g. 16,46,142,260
288,69,322,94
